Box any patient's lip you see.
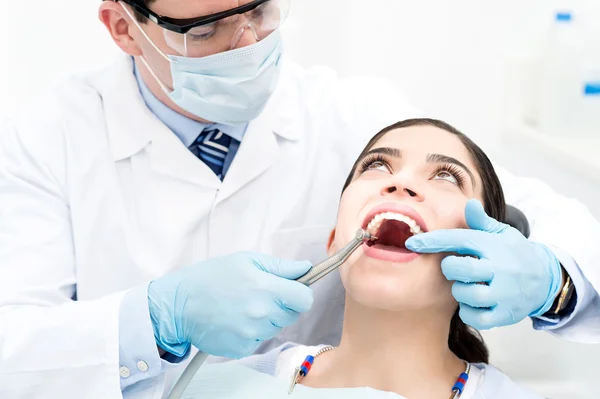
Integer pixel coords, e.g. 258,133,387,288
363,242,419,263
361,203,428,232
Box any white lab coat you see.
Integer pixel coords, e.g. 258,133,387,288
0,54,599,399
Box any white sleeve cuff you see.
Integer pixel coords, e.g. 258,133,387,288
118,283,163,389
118,283,192,391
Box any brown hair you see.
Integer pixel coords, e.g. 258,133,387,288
131,0,157,23
342,118,506,364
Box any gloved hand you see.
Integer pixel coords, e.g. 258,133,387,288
405,199,563,330
147,252,314,359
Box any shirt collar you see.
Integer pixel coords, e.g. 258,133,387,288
133,61,246,147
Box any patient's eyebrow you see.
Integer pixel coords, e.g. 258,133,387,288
426,153,475,189
363,147,401,158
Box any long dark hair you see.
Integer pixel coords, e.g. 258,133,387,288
342,118,506,364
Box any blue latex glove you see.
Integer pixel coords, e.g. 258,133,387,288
147,252,314,359
405,199,563,330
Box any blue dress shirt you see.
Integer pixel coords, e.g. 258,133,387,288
133,61,247,177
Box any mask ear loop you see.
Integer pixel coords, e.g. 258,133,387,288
138,56,172,95
120,3,173,94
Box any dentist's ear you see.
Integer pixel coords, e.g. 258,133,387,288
326,229,337,256
99,1,143,57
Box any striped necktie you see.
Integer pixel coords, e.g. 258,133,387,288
189,128,233,180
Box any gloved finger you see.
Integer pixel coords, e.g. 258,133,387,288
458,304,498,330
225,338,263,359
405,229,488,257
232,318,282,342
267,275,314,313
252,322,284,342
249,252,312,280
452,282,498,308
238,340,262,358
465,199,509,234
441,256,494,283
192,333,260,359
268,306,301,329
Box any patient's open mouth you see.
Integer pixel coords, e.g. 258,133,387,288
361,205,428,262
366,213,423,249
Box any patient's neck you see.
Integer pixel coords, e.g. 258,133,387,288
310,297,464,398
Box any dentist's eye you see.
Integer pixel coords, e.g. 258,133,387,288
187,25,217,41
251,3,267,18
432,164,465,188
358,155,392,174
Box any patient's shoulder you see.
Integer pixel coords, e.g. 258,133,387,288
274,344,328,379
227,343,327,379
476,364,546,399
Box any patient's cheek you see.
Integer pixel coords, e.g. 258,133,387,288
429,253,446,265
434,199,470,230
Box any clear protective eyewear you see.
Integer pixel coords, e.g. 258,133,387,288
114,0,290,57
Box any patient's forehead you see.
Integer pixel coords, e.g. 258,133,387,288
371,125,474,166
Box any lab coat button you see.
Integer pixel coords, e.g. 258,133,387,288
119,366,131,378
137,360,149,372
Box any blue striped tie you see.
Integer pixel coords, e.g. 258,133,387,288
189,128,233,180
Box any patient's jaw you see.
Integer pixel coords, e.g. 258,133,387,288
330,125,485,314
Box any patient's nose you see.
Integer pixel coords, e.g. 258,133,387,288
381,180,424,201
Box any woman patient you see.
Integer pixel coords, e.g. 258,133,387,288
184,118,543,399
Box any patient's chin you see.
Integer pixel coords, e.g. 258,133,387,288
344,273,421,311
341,258,453,312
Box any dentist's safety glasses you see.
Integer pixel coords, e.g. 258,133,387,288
116,0,290,57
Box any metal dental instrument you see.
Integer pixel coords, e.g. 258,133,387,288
295,228,376,286
166,229,376,399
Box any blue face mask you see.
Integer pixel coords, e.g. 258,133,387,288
127,7,283,126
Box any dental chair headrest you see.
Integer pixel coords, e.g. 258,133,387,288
505,205,530,238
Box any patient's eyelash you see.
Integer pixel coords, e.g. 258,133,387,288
358,154,391,174
433,164,466,188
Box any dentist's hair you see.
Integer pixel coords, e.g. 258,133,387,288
130,0,157,23
342,118,507,364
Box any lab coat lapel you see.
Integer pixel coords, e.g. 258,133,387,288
149,126,221,189
103,55,153,162
217,116,279,204
102,55,220,189
217,62,303,203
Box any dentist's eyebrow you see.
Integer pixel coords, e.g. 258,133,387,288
426,153,476,189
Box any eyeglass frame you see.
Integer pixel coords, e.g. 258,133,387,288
108,0,273,34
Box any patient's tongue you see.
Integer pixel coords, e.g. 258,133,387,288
377,220,412,248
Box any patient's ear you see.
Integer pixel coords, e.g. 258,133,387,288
326,229,336,256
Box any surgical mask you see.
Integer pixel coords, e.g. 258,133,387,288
122,5,283,126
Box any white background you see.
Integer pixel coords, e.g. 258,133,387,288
1,0,600,397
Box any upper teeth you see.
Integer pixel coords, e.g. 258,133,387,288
366,212,423,236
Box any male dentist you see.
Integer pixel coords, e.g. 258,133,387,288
1,1,599,398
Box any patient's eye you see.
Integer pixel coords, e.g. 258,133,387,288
359,155,392,174
366,161,389,172
431,164,465,188
434,170,458,184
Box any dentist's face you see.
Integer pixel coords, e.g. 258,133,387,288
100,0,262,91
330,125,485,313
127,1,261,83
99,0,273,121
